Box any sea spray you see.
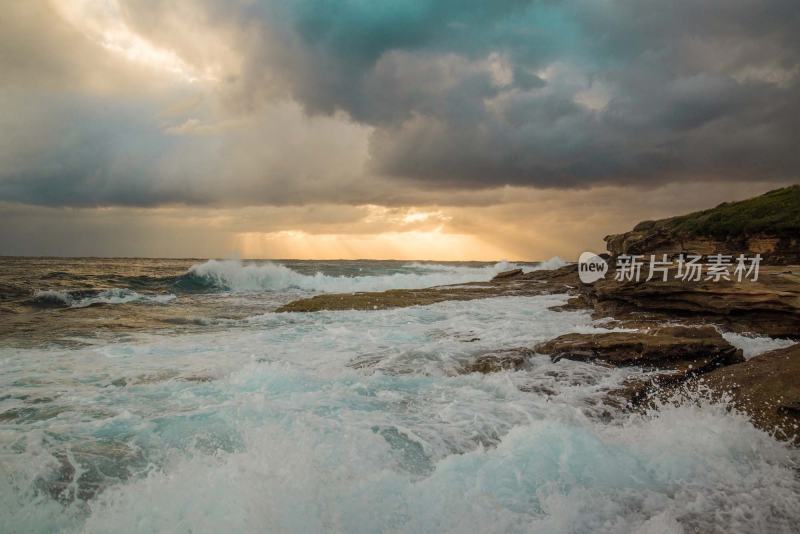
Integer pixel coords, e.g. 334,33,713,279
2,261,798,533
721,331,796,360
31,288,176,308
181,257,566,293
76,389,800,534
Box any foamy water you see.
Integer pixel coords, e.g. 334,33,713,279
32,288,177,308
1,259,798,533
184,258,565,293
722,331,796,360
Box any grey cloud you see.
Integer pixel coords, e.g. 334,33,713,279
1,0,799,209
200,0,800,188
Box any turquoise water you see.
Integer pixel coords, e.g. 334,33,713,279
0,259,798,533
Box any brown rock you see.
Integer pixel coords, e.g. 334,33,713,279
582,266,800,338
460,347,535,374
534,326,743,370
536,326,746,409
699,343,800,443
278,264,581,312
491,268,523,280
605,229,799,265
606,375,672,408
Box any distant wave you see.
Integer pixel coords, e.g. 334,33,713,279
401,259,565,273
180,257,566,293
31,289,176,309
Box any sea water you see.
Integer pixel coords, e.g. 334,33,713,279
0,258,797,533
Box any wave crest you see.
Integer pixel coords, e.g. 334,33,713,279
183,258,566,293
31,289,176,309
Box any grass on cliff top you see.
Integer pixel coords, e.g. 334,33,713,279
665,185,800,238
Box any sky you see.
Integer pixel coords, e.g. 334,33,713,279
1,0,798,260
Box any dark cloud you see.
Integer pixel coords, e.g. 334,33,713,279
202,0,800,188
1,0,799,209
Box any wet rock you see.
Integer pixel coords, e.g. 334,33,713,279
39,441,146,503
0,404,69,423
278,264,581,312
491,268,523,280
535,326,743,371
698,343,800,443
779,401,800,416
181,374,214,383
516,383,557,396
548,295,590,312
460,347,535,374
108,371,184,388
605,371,695,409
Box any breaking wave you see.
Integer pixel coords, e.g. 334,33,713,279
31,289,176,309
180,258,566,293
3,293,799,533
76,398,800,534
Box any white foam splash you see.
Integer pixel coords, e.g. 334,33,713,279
32,288,175,308
78,383,800,534
186,257,566,293
721,331,796,360
4,294,797,533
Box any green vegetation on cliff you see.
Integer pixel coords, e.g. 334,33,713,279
665,185,800,238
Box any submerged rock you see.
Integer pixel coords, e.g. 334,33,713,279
460,347,535,374
39,440,146,503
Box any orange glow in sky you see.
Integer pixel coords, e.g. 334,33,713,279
234,230,511,261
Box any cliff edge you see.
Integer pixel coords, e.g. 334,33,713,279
604,185,800,264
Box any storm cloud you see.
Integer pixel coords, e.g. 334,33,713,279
1,0,799,208
191,0,800,188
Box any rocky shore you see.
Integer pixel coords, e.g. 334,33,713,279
278,186,800,442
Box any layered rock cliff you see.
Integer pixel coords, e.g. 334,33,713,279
604,185,800,264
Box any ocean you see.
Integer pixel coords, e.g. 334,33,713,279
1,257,798,533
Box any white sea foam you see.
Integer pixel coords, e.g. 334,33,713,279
32,288,176,308
404,257,567,274
2,294,798,533
186,257,566,293
721,331,796,360
77,399,799,534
